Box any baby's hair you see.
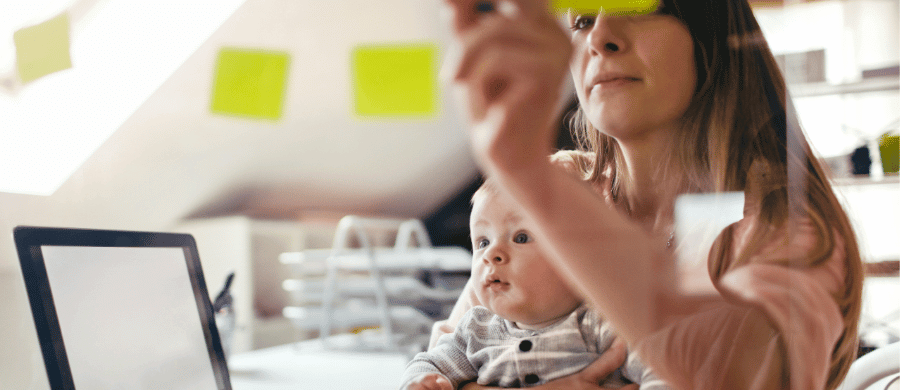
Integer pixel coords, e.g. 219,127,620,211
471,176,499,206
474,151,593,207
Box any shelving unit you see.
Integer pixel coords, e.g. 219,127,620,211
280,215,470,354
788,75,899,98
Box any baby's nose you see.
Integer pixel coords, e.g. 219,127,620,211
483,251,507,264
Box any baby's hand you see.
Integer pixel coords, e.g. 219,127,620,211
402,373,453,390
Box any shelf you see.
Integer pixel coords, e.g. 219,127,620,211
831,174,899,187
282,276,463,304
279,246,472,273
789,76,899,98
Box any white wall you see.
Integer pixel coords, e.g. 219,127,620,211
835,181,900,263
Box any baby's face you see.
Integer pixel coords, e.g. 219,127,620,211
469,190,582,329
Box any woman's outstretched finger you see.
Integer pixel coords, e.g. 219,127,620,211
497,0,555,23
452,15,568,80
444,0,483,33
444,0,520,32
445,0,555,32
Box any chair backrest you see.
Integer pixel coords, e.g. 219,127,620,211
836,342,900,390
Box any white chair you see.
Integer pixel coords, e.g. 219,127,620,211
837,342,900,390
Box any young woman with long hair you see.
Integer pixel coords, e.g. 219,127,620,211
433,0,863,389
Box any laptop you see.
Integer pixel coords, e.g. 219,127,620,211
14,226,232,390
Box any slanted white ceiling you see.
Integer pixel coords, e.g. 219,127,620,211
66,0,478,220
0,0,479,271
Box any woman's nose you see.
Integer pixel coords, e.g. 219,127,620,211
587,14,628,56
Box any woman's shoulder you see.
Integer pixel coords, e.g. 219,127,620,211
549,149,612,198
550,149,594,172
729,215,848,294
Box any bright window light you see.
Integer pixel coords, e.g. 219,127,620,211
0,0,246,195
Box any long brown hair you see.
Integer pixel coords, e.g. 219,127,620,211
568,1,863,388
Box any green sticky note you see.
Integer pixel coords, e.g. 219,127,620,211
14,12,73,83
550,0,659,15
211,48,290,120
352,44,438,117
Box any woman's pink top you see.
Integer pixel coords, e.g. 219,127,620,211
637,218,847,390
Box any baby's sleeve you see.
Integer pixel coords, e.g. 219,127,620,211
584,309,616,353
622,353,671,390
400,310,480,389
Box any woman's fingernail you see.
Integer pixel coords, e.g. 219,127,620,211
475,1,495,13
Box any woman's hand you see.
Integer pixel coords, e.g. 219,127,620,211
459,339,637,390
442,0,572,174
402,373,454,390
719,263,844,390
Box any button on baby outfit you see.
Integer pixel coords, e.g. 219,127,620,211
519,340,532,352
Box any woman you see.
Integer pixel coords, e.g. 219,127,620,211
434,0,863,389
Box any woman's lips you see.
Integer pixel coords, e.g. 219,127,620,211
589,77,639,93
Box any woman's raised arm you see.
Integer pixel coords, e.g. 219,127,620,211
443,0,659,347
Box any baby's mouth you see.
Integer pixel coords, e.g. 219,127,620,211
483,275,510,290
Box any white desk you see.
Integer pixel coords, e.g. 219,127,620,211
228,336,409,390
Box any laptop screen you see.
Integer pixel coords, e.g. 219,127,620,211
15,227,231,390
42,246,218,389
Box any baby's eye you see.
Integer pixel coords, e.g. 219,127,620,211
569,14,596,31
476,238,490,249
513,232,530,244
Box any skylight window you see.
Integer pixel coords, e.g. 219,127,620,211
0,0,245,195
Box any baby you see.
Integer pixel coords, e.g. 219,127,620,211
399,178,667,389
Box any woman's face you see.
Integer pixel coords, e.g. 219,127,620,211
569,9,697,142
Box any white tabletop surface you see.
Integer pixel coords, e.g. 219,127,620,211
228,336,410,390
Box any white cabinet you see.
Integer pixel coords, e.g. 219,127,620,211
172,216,336,354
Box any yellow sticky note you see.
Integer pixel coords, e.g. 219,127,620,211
880,134,899,173
352,44,437,117
211,48,290,120
14,12,73,83
550,0,659,15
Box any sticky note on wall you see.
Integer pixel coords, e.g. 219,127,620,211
880,134,899,173
550,0,659,15
14,12,73,83
211,48,290,120
352,44,437,117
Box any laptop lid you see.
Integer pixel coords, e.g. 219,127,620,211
14,226,232,390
